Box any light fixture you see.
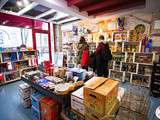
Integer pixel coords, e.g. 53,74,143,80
23,0,29,6
17,1,23,7
25,25,30,28
2,20,9,25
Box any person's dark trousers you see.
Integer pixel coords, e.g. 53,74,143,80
97,66,108,78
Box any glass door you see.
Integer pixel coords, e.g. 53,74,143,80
35,33,49,64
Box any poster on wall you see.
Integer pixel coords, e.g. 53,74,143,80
129,24,145,41
72,26,78,36
107,19,117,31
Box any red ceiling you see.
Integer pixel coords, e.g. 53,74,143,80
0,12,33,28
66,0,146,16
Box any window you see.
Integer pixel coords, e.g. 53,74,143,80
36,33,49,64
0,25,33,48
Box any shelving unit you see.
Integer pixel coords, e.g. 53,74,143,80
109,51,155,87
150,62,160,97
0,49,38,85
108,31,158,87
67,50,77,68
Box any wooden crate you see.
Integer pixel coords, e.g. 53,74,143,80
84,77,119,116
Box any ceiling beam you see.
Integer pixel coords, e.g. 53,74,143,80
46,12,59,22
55,16,72,22
88,0,145,16
35,9,56,19
61,19,81,25
57,17,80,24
67,0,83,6
33,0,88,19
80,0,126,12
0,0,8,10
17,2,39,16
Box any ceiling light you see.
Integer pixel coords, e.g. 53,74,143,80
2,20,9,25
25,26,30,28
17,1,23,7
23,0,29,6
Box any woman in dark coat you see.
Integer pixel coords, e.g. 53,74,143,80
77,36,89,64
94,35,112,77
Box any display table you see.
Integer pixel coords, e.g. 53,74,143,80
21,76,71,110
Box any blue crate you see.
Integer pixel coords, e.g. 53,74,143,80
31,92,44,110
32,106,41,120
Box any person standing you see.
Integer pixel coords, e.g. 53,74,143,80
77,36,89,69
94,35,112,77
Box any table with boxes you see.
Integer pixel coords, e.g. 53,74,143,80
21,73,122,120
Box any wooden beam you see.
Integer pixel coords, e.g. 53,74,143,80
88,0,145,16
80,0,125,12
67,0,83,6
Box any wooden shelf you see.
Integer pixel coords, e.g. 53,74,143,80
110,70,123,73
133,73,151,77
0,50,37,85
135,62,153,66
122,61,137,64
1,51,17,54
122,71,136,74
20,66,37,71
18,50,36,52
5,78,21,83
3,70,19,75
13,59,29,62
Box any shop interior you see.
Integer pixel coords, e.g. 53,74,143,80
0,0,160,120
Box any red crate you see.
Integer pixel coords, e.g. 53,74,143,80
40,97,59,120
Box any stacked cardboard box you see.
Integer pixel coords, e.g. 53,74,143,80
19,83,31,108
84,77,119,120
71,87,84,116
40,97,59,120
31,93,45,120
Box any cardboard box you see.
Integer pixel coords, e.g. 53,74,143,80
71,87,84,115
32,106,41,120
85,99,119,120
18,83,31,93
84,77,118,116
40,97,59,120
31,93,45,110
20,97,31,108
19,90,31,99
